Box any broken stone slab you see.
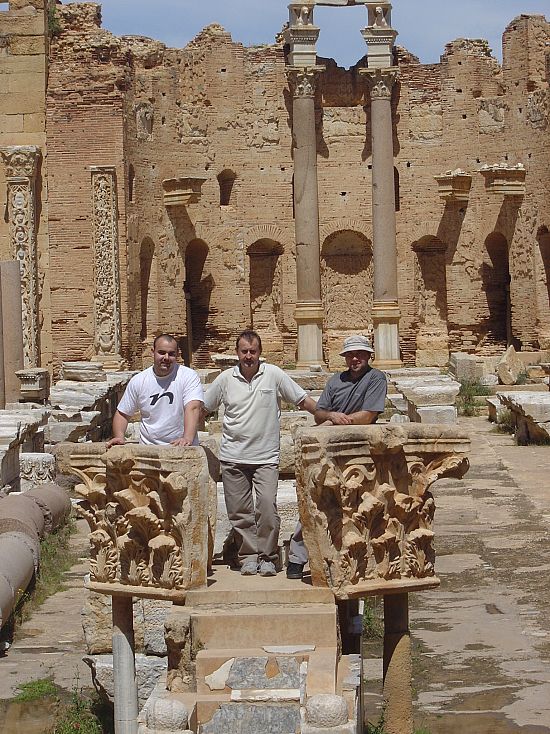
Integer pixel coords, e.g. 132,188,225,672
196,368,221,385
497,345,524,385
61,361,107,382
401,382,460,407
449,353,485,382
498,391,550,423
408,405,458,424
200,702,300,734
486,397,508,423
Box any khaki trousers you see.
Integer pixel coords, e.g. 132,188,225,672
220,462,280,565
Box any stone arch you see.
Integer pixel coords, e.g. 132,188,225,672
243,224,293,254
481,231,512,348
247,238,285,360
139,237,157,342
412,236,449,365
185,239,213,360
319,218,373,246
321,228,373,367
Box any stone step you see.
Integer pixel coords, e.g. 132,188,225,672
190,604,338,651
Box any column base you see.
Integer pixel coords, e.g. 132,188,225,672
294,302,325,369
373,302,402,369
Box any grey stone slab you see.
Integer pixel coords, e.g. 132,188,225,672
200,702,300,734
226,656,300,690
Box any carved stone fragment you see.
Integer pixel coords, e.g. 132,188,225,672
56,443,210,600
295,424,469,599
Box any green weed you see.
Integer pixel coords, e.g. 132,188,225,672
51,686,104,734
457,379,491,416
14,677,57,702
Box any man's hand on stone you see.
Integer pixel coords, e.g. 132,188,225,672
106,436,125,449
328,411,352,425
171,437,193,447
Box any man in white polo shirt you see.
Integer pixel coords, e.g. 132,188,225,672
107,334,204,447
204,330,317,577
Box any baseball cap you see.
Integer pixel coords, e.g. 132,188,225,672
339,335,375,355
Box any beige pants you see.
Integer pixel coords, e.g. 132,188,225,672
220,462,280,565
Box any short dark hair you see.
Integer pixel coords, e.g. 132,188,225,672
153,333,178,350
236,330,262,352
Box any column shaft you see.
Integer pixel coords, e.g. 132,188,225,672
291,73,324,367
0,262,25,404
0,274,5,409
383,593,413,734
371,95,398,304
112,594,138,734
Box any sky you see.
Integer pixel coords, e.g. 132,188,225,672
92,1,549,68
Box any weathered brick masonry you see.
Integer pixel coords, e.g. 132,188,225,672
1,2,549,371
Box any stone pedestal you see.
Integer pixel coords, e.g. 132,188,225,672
15,367,50,403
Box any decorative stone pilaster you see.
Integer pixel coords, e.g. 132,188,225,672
55,443,210,601
90,166,124,370
295,423,470,599
0,146,41,368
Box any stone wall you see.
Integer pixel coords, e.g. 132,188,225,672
1,3,550,370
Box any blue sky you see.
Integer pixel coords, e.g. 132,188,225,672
93,1,549,67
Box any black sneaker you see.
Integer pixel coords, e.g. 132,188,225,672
286,561,304,580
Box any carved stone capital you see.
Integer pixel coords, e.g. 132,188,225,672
287,67,323,98
0,146,41,180
295,424,470,599
362,67,399,99
55,443,212,601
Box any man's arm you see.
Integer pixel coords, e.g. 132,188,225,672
106,409,131,448
297,395,317,415
171,400,202,447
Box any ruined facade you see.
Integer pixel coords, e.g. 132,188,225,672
1,1,549,371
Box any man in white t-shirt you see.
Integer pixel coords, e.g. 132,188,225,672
107,334,204,447
204,330,317,577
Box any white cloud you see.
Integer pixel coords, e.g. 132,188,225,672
91,0,549,67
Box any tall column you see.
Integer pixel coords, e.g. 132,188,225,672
90,166,124,370
289,68,325,367
365,68,401,367
0,262,25,404
285,2,325,368
112,595,138,734
361,2,402,368
0,146,41,368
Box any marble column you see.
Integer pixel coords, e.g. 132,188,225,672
288,68,325,368
364,68,401,368
90,166,124,370
383,593,413,734
1,262,25,404
0,146,41,368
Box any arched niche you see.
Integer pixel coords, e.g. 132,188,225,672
247,238,284,334
412,236,449,366
139,237,157,343
481,232,511,347
185,239,213,360
217,169,236,206
321,230,373,367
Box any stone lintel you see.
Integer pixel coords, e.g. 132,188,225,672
162,176,207,207
434,170,472,202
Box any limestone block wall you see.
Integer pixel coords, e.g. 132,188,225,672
0,0,51,368
10,3,550,370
